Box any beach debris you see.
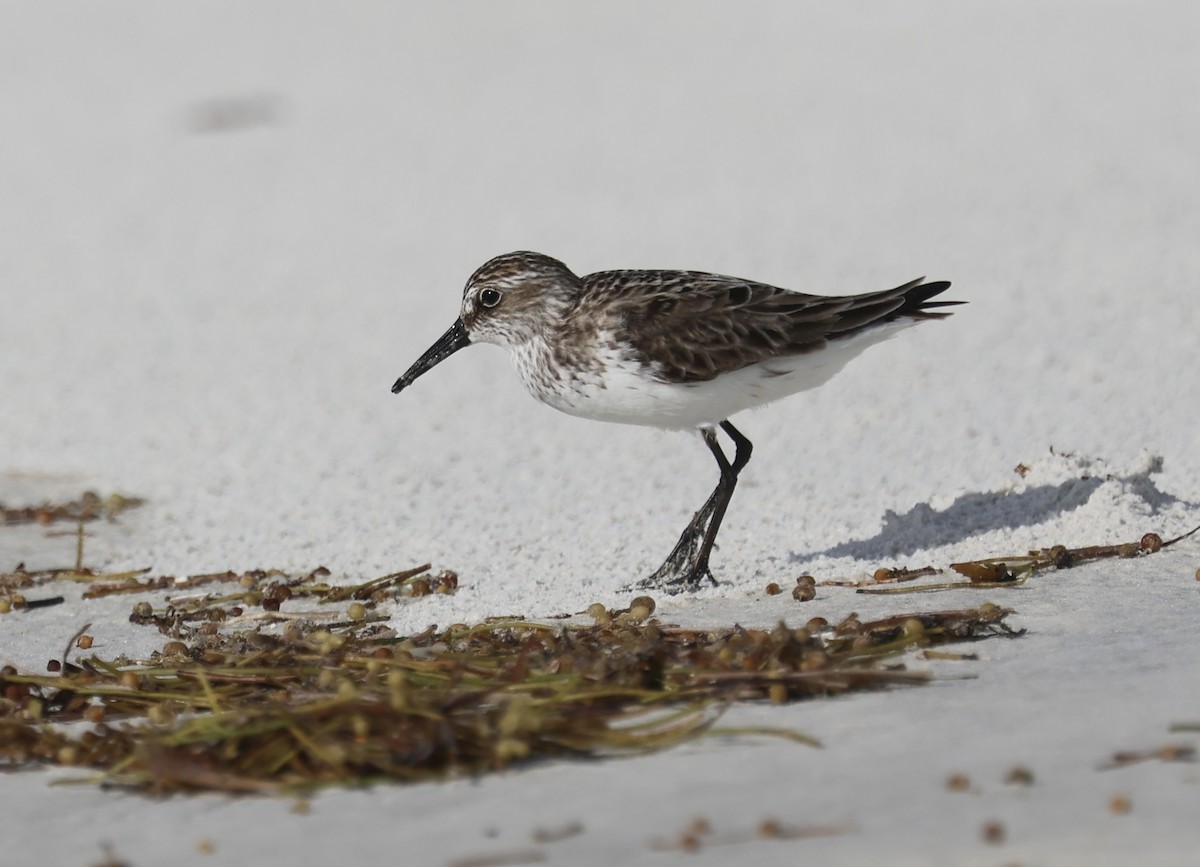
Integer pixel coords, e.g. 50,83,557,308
0,592,1016,795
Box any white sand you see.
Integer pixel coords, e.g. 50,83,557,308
2,2,1199,864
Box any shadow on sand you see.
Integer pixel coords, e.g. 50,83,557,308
794,460,1189,562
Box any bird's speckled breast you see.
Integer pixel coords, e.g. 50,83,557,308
506,333,630,417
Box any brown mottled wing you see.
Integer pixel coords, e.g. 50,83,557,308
580,270,958,384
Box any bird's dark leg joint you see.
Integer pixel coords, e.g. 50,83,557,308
720,420,753,474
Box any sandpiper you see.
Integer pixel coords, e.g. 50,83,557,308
393,252,961,591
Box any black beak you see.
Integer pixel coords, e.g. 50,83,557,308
391,319,472,394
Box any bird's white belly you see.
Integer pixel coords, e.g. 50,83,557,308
503,322,914,430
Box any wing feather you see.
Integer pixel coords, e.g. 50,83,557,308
578,270,957,384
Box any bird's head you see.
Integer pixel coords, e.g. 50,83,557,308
391,251,580,395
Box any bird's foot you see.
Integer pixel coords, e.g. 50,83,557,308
635,515,719,594
636,559,717,594
621,492,726,594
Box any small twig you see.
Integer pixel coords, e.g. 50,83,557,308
75,520,85,571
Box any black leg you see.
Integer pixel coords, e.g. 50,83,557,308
639,420,754,592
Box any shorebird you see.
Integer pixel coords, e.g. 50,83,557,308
393,252,960,591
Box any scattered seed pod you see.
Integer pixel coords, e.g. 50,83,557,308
1005,765,1035,786
409,579,432,597
757,818,783,838
347,602,367,622
627,604,652,623
131,601,153,618
765,582,781,596
0,599,10,614
265,582,292,602
873,568,893,582
792,582,815,602
1139,533,1163,553
629,595,656,615
804,616,828,630
1109,794,1132,815
11,594,27,609
46,659,61,672
76,634,94,650
162,641,189,657
945,772,971,792
980,820,1006,844
977,602,1002,619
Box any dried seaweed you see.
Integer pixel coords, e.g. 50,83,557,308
856,523,1200,594
0,491,143,527
1097,744,1196,771
0,596,1016,795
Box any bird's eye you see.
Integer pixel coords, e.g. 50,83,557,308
479,288,502,308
